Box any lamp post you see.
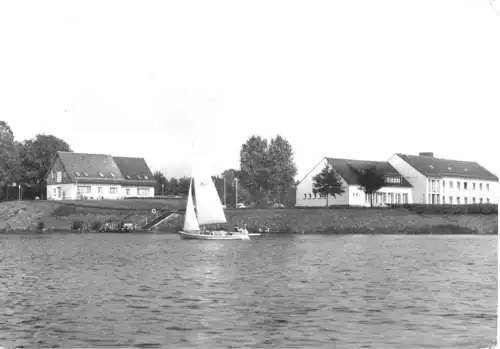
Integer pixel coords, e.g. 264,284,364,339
234,178,238,205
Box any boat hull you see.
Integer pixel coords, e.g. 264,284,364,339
178,230,250,240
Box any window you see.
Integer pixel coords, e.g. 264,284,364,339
314,193,317,199
308,193,312,199
304,194,307,199
77,185,91,194
449,196,453,204
449,181,453,189
487,198,490,204
396,193,401,204
486,183,490,191
457,181,460,190
479,183,483,190
464,182,468,190
472,183,476,190
56,171,62,183
52,187,57,197
457,197,460,204
110,186,118,194
480,198,483,204
98,187,103,194
382,192,387,203
472,197,476,204
442,196,445,204
138,187,150,196
126,188,131,195
464,197,468,204
389,193,394,204
403,193,408,204
442,180,445,188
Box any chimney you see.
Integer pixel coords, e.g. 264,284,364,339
419,152,434,157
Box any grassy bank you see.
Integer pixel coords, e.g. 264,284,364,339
0,200,496,235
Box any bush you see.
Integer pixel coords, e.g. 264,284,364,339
52,205,76,217
91,221,103,231
71,220,84,231
393,204,497,215
36,221,46,230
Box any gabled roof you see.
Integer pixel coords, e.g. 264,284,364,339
326,158,412,187
113,156,155,184
396,153,498,181
57,152,124,181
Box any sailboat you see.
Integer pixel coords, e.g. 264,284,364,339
178,160,251,240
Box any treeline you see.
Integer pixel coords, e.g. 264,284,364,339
0,121,71,200
154,135,298,207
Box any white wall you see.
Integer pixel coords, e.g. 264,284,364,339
388,154,428,204
296,158,350,207
441,177,498,204
349,185,413,206
48,183,154,200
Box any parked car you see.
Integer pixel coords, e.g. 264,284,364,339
236,202,247,209
272,203,285,208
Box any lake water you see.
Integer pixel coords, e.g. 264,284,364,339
0,233,497,348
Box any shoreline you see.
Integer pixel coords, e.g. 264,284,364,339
0,201,497,235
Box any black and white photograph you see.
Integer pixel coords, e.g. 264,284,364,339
0,0,498,348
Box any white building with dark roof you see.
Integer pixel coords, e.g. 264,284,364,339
296,157,413,207
46,151,156,200
389,152,498,204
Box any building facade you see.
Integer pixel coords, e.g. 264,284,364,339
388,152,498,204
46,152,156,200
296,157,413,207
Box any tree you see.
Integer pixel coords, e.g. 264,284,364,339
268,135,297,204
167,177,179,195
153,171,167,195
178,176,191,196
19,134,72,199
239,136,271,202
312,164,345,207
213,169,251,206
356,166,385,207
0,121,21,200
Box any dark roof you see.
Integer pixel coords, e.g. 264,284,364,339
326,158,412,187
57,152,124,181
397,154,498,181
113,156,155,183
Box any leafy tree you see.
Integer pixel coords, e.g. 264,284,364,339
268,135,297,203
153,171,167,195
167,177,179,195
356,166,385,207
19,134,72,199
312,164,345,207
239,136,271,202
177,176,190,196
239,134,297,205
0,121,21,200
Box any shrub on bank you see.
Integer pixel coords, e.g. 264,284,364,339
71,220,85,231
36,221,46,231
393,204,498,215
91,221,103,231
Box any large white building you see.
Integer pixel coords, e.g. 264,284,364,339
389,152,498,204
46,152,156,200
296,157,413,207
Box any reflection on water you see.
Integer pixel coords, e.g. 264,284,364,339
0,233,497,348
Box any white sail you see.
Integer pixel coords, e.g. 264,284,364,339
193,162,227,225
183,180,200,231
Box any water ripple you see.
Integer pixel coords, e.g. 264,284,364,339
0,233,496,348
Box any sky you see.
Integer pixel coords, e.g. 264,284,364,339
1,0,499,180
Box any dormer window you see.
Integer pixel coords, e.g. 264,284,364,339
98,172,104,177
144,175,149,180
126,175,132,179
448,167,452,171
75,171,81,177
83,171,89,177
110,172,116,178
429,165,434,169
